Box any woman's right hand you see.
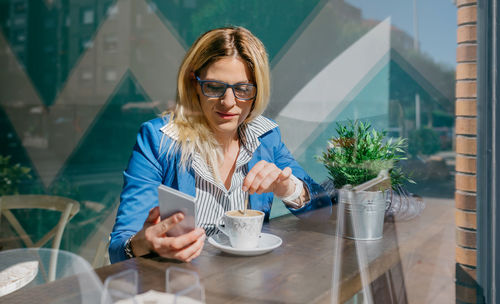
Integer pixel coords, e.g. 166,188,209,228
130,207,206,262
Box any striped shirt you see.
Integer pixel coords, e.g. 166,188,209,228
161,115,279,236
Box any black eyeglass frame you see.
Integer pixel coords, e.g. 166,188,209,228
195,76,257,101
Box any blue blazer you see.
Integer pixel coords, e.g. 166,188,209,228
109,116,332,263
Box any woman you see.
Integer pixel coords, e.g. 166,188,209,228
109,26,331,263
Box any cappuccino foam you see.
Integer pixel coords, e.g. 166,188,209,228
226,209,262,217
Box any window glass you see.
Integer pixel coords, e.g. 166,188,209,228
0,1,458,302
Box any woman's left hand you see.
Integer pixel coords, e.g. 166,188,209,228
242,160,295,197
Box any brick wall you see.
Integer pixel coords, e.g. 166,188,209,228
455,0,478,303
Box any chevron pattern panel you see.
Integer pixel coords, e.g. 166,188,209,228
0,0,455,258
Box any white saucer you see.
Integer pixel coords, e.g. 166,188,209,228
208,233,282,256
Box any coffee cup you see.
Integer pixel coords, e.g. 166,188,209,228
216,210,264,249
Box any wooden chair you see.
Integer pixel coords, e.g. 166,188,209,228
0,195,80,251
0,195,80,281
92,236,110,268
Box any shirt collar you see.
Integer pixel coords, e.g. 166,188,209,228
160,121,179,140
238,115,278,151
160,115,278,145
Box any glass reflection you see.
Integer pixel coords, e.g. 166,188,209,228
0,0,456,303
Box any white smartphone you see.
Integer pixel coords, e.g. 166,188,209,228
157,184,196,237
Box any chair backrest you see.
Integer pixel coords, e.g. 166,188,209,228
0,195,80,252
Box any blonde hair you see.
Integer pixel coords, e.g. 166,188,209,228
166,26,270,179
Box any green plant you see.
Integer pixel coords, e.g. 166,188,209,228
0,155,32,195
318,120,413,190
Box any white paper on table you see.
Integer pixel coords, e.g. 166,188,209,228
0,261,38,296
115,289,203,304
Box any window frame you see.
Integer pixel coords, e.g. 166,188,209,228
477,0,500,302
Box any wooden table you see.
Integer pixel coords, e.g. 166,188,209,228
2,200,454,304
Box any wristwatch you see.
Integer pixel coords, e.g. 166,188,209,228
280,175,304,208
124,235,135,258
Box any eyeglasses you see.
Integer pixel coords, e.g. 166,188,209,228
196,76,257,100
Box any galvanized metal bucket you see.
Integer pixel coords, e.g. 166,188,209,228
338,189,387,240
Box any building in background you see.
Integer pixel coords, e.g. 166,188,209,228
5,0,499,302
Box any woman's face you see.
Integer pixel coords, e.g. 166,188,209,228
195,56,254,139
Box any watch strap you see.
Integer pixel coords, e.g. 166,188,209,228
124,234,136,259
280,175,303,208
